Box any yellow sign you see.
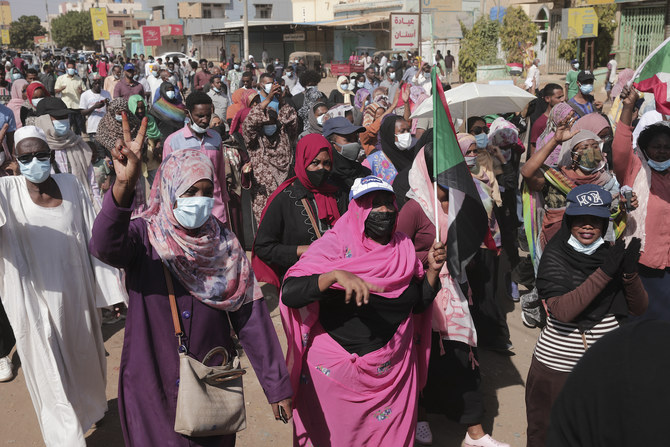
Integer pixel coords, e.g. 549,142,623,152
562,7,598,39
1,29,9,45
90,8,110,41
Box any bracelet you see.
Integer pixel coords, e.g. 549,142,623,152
622,272,636,279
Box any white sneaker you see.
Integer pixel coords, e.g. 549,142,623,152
463,433,510,447
415,421,433,445
0,356,13,382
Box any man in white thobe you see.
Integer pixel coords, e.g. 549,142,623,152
0,126,127,446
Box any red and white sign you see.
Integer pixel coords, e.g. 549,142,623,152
142,26,162,47
390,13,420,50
169,24,184,36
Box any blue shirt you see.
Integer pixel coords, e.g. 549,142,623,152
0,104,16,132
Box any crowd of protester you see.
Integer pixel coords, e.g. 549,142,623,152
0,46,665,447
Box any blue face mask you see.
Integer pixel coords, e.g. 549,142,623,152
166,90,176,100
234,64,240,70
19,158,51,184
263,124,277,136
115,114,123,122
173,197,214,229
188,112,208,134
357,81,365,89
52,119,70,136
11,73,21,80
67,68,76,76
475,133,488,149
213,87,221,93
647,158,670,172
580,83,593,95
567,235,605,256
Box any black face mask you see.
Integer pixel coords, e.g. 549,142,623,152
364,211,397,240
306,168,329,187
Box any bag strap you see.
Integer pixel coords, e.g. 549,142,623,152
163,263,186,352
301,198,322,239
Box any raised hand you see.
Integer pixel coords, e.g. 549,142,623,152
0,123,9,146
111,112,148,207
620,85,640,108
553,112,579,144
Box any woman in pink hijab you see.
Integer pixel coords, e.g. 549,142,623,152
280,176,446,446
7,79,28,129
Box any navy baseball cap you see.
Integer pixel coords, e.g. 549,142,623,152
349,175,395,201
322,117,365,139
565,184,612,219
123,63,135,71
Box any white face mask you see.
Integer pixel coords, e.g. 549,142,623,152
388,72,396,80
340,83,349,90
115,114,123,122
189,112,207,134
567,235,605,256
19,157,51,184
263,83,272,95
357,81,364,88
573,63,579,69
166,90,176,100
395,132,412,150
172,197,214,229
31,97,43,108
316,115,325,126
464,155,477,167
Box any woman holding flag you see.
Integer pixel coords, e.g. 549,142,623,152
397,143,510,447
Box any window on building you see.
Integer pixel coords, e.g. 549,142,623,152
113,20,123,27
254,4,272,19
203,6,212,19
137,20,146,26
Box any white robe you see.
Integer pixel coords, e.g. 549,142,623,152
0,174,127,446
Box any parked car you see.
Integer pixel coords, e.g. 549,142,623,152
157,52,193,67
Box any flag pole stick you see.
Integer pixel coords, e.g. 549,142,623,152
434,181,440,243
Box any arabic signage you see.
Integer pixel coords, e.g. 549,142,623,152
1,29,10,45
390,13,420,50
142,26,162,47
561,7,598,39
90,7,110,41
283,32,306,42
169,24,184,36
34,35,49,45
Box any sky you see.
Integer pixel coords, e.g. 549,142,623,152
10,0,146,22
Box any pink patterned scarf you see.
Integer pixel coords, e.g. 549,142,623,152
142,149,261,311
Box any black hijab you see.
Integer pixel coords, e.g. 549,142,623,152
536,216,629,332
378,114,414,173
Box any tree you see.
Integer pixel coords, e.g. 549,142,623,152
51,11,95,50
9,15,47,49
500,7,538,64
458,17,500,83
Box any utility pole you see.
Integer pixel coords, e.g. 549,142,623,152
45,0,53,50
243,0,249,61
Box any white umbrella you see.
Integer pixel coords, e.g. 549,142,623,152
409,82,537,120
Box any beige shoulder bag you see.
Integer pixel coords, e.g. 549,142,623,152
163,264,248,437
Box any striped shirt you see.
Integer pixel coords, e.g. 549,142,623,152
534,314,619,373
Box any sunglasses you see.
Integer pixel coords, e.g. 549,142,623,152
470,126,489,135
18,151,51,164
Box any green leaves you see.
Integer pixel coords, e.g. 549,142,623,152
500,7,538,64
51,11,95,50
458,17,500,82
9,16,46,49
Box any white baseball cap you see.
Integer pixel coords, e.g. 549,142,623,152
349,175,394,201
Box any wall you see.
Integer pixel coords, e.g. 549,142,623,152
292,0,334,22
